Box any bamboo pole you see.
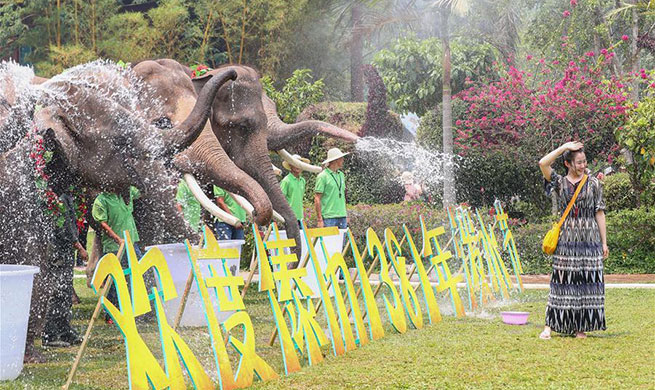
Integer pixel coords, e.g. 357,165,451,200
62,243,125,390
240,225,273,299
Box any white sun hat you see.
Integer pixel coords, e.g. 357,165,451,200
322,147,350,165
401,171,414,185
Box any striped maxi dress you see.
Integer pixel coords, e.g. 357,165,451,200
544,171,607,334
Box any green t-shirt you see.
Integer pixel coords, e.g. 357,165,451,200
314,168,347,219
176,180,201,232
92,186,141,253
213,186,248,223
280,173,306,220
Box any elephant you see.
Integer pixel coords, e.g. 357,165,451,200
126,59,276,247
0,59,234,360
190,65,359,258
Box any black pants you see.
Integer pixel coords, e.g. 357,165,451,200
42,246,75,341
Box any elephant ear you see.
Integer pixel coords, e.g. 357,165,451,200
34,106,78,172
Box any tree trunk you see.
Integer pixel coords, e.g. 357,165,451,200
440,9,456,207
350,3,364,102
631,2,640,101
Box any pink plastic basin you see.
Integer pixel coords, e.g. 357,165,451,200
500,311,530,325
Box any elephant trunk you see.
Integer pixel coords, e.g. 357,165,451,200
239,148,302,260
164,69,237,155
262,94,359,151
175,128,273,226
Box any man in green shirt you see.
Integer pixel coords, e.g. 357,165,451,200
314,147,349,229
213,185,248,240
281,154,309,227
175,179,202,232
92,186,142,324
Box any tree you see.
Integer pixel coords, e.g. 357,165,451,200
329,0,422,101
372,35,498,115
433,0,470,207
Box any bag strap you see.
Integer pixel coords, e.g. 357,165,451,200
557,174,588,227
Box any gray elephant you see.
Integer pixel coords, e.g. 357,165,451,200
0,60,234,361
190,65,359,256
127,59,276,247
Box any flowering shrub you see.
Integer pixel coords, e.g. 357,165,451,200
455,48,631,164
29,128,87,231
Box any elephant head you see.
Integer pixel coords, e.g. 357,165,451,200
191,65,358,257
34,61,236,244
129,60,274,244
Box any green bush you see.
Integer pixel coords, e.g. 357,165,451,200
605,207,655,273
603,172,638,211
512,207,655,274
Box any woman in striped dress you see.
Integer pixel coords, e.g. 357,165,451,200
538,141,608,339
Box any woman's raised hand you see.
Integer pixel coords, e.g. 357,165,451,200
561,141,583,151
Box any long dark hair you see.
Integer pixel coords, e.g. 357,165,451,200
562,148,584,171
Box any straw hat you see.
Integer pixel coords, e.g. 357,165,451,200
282,154,311,170
322,147,349,165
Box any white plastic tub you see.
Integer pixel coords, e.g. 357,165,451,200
0,264,39,380
145,240,244,327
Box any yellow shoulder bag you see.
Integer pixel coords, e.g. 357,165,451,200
542,174,587,255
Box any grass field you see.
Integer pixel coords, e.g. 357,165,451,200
2,279,654,390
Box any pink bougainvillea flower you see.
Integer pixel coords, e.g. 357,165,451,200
622,35,629,41
526,55,533,61
563,10,571,17
570,0,577,6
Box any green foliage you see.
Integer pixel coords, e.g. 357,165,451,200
604,206,655,273
512,207,655,274
0,1,26,58
510,221,552,274
455,150,549,220
415,100,468,150
620,94,655,206
603,172,638,211
35,44,97,78
372,36,499,115
261,69,325,122
147,0,197,60
99,12,158,62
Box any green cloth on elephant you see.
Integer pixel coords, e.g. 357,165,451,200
213,185,248,223
92,186,141,253
314,167,346,219
280,173,306,220
176,180,201,232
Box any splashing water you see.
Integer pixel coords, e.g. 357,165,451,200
355,136,459,188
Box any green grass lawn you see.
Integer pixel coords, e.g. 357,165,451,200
2,280,654,390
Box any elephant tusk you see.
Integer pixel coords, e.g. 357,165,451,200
231,192,286,224
272,163,282,176
230,192,254,220
183,173,240,227
272,209,285,224
277,149,322,173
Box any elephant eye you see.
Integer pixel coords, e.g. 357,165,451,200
152,116,173,129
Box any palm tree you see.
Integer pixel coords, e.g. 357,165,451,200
432,0,470,207
330,0,421,101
